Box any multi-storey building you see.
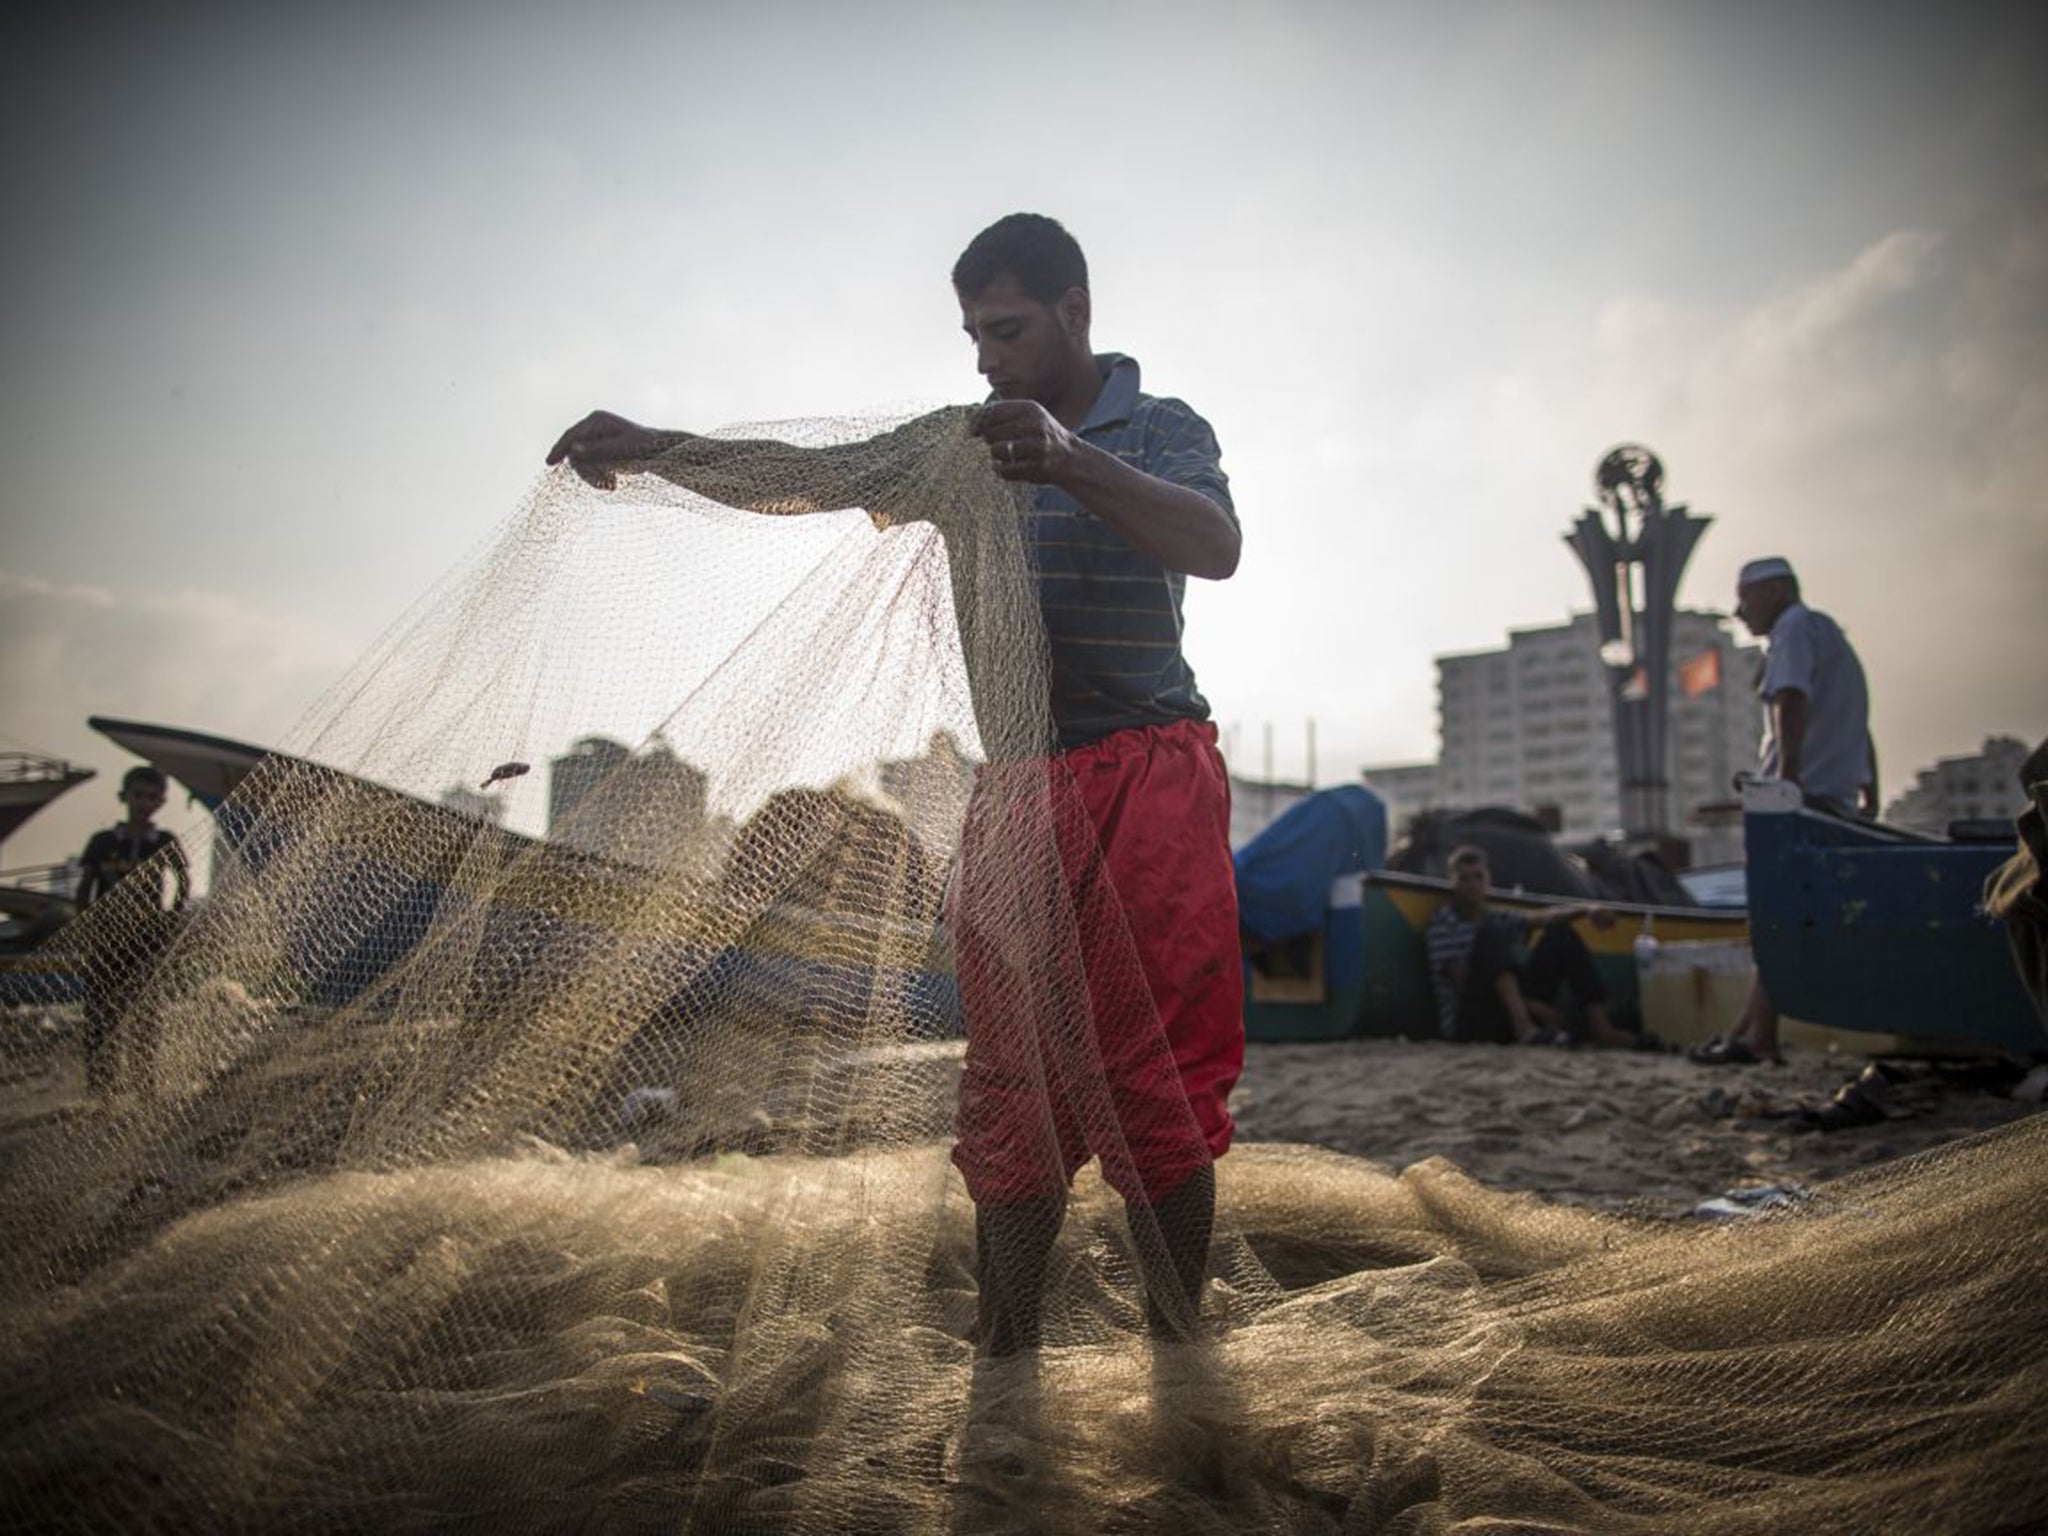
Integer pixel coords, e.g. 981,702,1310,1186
437,786,507,825
546,735,715,867
1355,762,1444,843
878,730,978,858
1227,774,1314,848
1884,735,2031,834
1363,610,1762,849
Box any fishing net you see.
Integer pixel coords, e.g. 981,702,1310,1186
2,408,2044,1534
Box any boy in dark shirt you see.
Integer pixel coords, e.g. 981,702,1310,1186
76,765,188,1094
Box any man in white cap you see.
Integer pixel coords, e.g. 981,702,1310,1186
1734,557,1876,819
1693,556,1876,1065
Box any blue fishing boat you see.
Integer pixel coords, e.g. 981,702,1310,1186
1742,779,2041,1056
1235,786,1388,1042
84,717,960,1033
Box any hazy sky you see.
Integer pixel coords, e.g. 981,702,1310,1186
3,0,2044,868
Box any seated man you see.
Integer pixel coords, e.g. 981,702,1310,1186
1425,845,1639,1047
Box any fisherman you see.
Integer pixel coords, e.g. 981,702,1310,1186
546,213,1243,1355
75,764,190,1095
1693,557,1875,1067
1425,845,1643,1048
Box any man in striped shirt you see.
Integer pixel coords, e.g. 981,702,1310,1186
550,214,1243,1355
942,214,1242,1354
1426,845,1632,1047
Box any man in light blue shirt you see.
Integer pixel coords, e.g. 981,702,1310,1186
1743,556,1876,816
1694,557,1877,1066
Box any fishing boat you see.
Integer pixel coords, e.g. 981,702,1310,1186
84,717,959,1031
0,751,97,1004
1244,868,1752,1044
0,751,96,848
1237,784,1752,1043
1742,778,2040,1057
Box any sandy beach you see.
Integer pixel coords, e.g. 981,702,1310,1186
1231,1036,2043,1216
6,1013,2046,1534
8,1015,2036,1221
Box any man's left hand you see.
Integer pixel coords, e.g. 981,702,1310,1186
970,401,1083,486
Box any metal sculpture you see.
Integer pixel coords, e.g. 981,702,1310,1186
1565,445,1710,839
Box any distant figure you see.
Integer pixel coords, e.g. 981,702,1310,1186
1693,557,1875,1067
76,765,189,1095
1426,846,1643,1048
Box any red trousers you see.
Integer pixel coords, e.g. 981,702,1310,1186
950,719,1243,1206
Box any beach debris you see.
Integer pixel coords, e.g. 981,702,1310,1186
479,760,531,790
619,1086,680,1126
1654,1084,1792,1128
1693,1183,1814,1221
633,1378,716,1416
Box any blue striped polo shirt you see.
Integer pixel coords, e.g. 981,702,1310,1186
1425,905,1523,1039
1031,353,1234,749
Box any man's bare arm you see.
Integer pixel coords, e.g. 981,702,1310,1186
1059,443,1240,579
166,838,191,913
1773,689,1810,785
546,409,965,520
1528,903,1616,933
970,401,1240,579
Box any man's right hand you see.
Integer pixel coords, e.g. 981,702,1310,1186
546,410,670,490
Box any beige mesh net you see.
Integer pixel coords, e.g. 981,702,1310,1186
3,410,2044,1534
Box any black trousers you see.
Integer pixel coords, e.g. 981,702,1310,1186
80,906,174,1094
1454,920,1606,1044
973,1162,1215,1357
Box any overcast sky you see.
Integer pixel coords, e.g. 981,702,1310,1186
3,0,2044,868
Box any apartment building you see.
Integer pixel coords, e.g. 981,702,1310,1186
1364,610,1762,845
1884,735,2031,834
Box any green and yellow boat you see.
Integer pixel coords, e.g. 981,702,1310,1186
1244,866,1749,1043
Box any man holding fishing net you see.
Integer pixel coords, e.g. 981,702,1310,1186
547,213,1244,1356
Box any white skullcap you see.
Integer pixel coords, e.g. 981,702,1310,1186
1737,556,1795,587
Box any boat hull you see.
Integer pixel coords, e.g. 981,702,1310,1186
1743,779,2040,1056
1245,871,1750,1043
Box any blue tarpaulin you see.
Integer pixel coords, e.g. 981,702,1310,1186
1234,785,1388,943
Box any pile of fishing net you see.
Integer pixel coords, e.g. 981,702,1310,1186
2,411,2043,1533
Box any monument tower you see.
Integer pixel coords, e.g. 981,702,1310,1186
1564,445,1710,841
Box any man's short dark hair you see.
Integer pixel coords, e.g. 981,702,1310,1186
122,765,168,794
1446,845,1489,874
952,213,1088,304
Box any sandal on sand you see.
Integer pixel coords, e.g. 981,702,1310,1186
1798,1077,1888,1132
1689,1035,1760,1066
1519,1024,1575,1048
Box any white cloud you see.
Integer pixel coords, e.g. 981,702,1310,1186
1506,203,2048,783
0,570,357,869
